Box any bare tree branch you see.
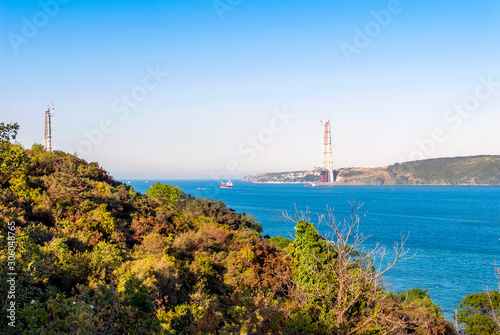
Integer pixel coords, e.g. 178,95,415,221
283,204,311,224
287,202,416,334
483,261,500,330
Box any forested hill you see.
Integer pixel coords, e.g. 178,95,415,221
0,123,455,334
244,155,500,185
388,155,500,185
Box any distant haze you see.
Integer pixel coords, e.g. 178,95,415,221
1,0,499,179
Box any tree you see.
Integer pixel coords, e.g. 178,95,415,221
488,262,500,329
269,236,292,249
0,122,19,142
0,123,29,188
286,202,414,334
456,291,500,335
456,263,500,335
0,142,31,188
146,182,185,208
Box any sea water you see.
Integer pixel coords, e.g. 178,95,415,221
124,179,500,320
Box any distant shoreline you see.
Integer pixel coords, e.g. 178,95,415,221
242,155,500,186
244,181,498,187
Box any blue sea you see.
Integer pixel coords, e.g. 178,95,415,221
123,179,500,320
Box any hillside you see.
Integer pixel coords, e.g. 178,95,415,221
388,155,500,185
0,123,455,334
243,155,500,186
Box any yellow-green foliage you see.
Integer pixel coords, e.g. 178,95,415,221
95,181,112,197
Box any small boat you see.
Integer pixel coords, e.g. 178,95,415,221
304,182,317,187
220,180,233,189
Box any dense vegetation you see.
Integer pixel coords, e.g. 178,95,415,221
456,291,500,334
388,156,500,185
0,122,493,334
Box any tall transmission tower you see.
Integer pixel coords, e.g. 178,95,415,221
320,118,334,183
44,101,54,152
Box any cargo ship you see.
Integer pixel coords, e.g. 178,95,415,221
220,180,233,189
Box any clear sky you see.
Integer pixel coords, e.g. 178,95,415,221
1,0,499,179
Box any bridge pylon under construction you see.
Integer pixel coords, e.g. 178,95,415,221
320,118,335,183
44,102,54,152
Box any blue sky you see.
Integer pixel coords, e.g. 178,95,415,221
1,0,499,179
